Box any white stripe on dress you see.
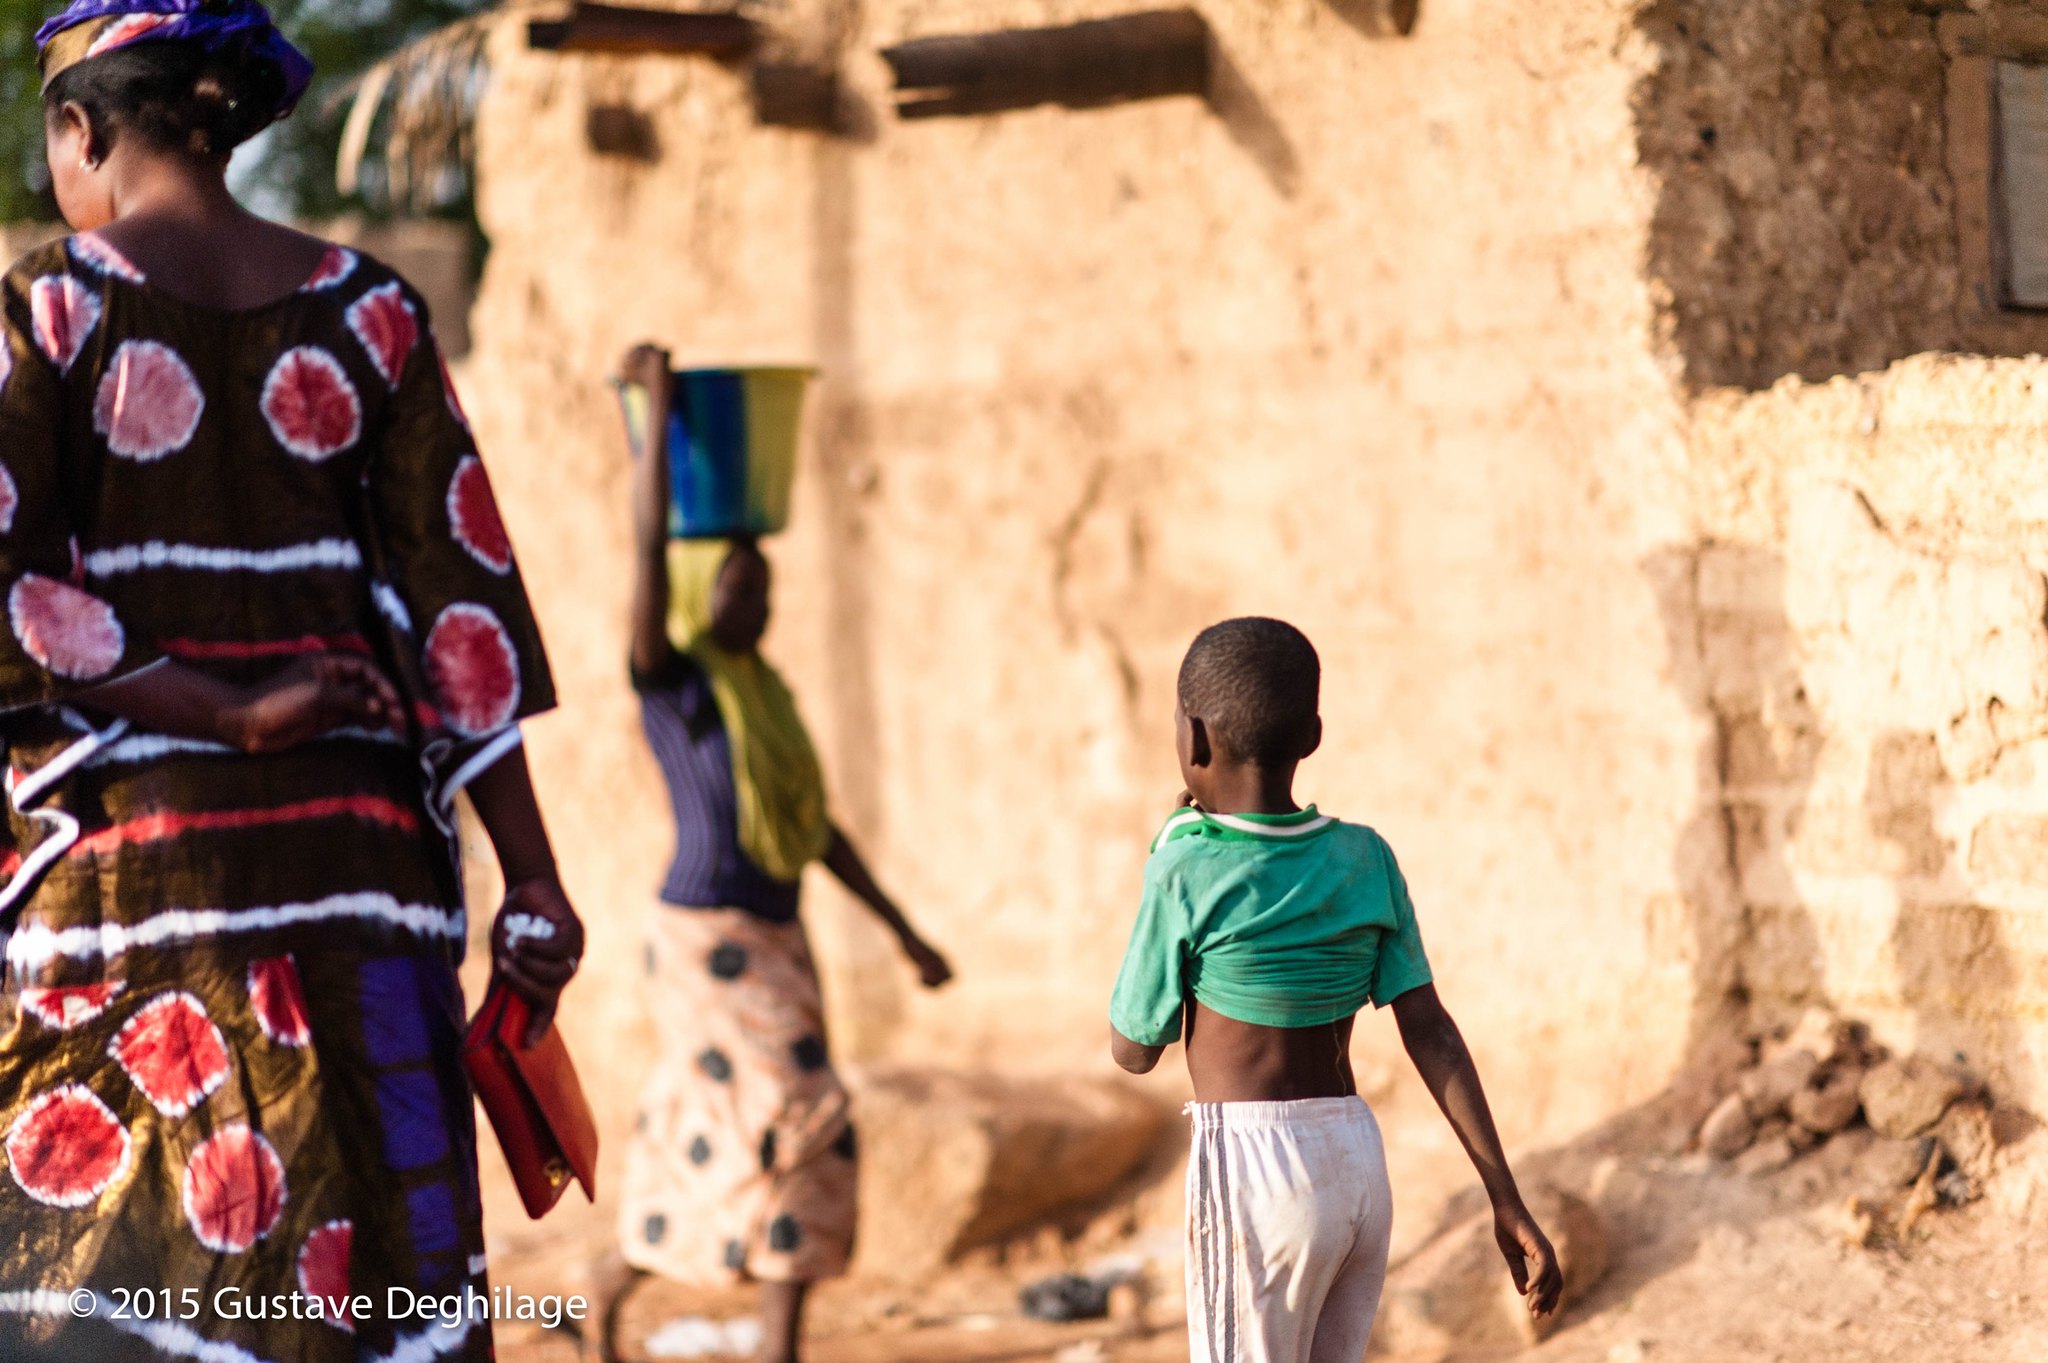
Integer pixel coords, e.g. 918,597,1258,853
84,539,363,577
11,719,128,808
0,718,129,917
6,892,465,969
81,726,403,770
373,580,414,633
436,727,522,816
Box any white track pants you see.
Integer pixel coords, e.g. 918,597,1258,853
1184,1097,1394,1363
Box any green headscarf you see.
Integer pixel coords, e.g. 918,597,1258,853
667,540,832,882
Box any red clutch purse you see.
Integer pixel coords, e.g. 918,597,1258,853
462,981,599,1219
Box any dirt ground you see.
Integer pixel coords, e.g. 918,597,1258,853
478,1073,2046,1363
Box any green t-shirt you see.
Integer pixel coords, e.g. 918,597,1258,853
1108,806,1433,1047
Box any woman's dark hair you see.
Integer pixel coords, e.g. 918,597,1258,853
43,39,286,157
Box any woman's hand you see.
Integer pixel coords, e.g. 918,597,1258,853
901,934,953,990
617,343,672,416
1493,1200,1563,1318
822,828,951,988
491,877,586,1046
228,653,404,753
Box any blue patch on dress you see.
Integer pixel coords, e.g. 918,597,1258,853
376,1065,452,1171
359,957,431,1065
407,1181,461,1257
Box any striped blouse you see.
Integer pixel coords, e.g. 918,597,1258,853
633,647,800,922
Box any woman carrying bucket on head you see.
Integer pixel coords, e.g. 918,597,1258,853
602,343,952,1363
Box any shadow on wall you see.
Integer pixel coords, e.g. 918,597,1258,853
803,1,906,1060
1639,544,2031,1093
1632,0,2048,391
1209,0,1423,195
1642,542,1826,1061
1325,0,1422,39
1868,731,2026,1092
1207,37,1303,197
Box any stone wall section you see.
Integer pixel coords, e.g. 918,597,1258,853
1636,0,2048,391
1679,359,2048,1109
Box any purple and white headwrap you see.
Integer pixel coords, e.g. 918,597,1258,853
36,0,313,124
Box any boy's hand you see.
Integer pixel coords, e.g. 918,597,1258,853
228,654,403,753
1494,1201,1563,1317
901,934,953,989
492,878,586,1046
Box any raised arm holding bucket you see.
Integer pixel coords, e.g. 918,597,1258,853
603,344,951,1363
613,358,809,540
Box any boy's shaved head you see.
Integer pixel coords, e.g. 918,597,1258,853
1177,617,1320,767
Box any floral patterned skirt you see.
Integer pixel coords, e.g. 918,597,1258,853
0,940,493,1363
617,905,856,1285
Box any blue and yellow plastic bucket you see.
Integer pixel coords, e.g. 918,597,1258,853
616,366,812,538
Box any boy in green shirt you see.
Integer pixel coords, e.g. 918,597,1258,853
1111,618,1561,1362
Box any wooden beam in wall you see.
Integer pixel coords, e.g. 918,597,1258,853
881,9,1211,120
752,61,844,133
527,3,760,58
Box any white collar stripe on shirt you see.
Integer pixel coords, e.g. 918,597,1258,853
1150,807,1334,852
1204,811,1333,838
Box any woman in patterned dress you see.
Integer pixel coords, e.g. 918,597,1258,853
0,4,582,1359
604,344,951,1363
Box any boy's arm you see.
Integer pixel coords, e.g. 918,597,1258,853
1108,850,1190,1071
1393,984,1563,1317
1109,1025,1165,1075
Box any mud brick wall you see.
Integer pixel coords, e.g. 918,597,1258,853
1636,0,2048,391
1680,361,2048,1106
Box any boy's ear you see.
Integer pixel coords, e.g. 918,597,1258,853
1187,715,1213,768
1301,716,1323,760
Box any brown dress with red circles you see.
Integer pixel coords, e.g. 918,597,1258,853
0,234,554,1362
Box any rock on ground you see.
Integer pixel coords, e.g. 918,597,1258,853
1857,1135,1937,1190
1735,1128,1798,1178
1770,1007,1853,1068
847,1068,1168,1281
1788,1065,1863,1135
1934,1100,1999,1183
1739,1049,1819,1118
1859,1055,1974,1140
1699,1093,1756,1158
